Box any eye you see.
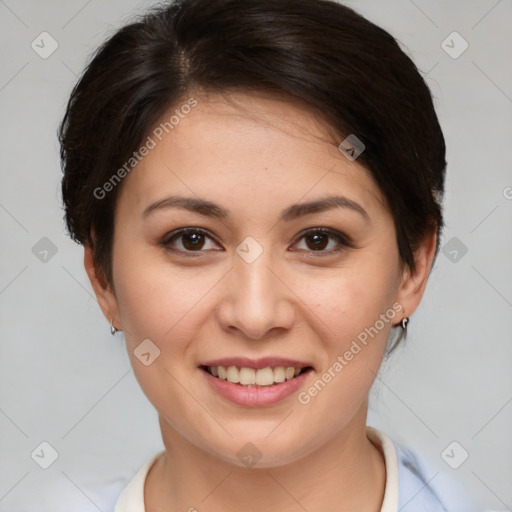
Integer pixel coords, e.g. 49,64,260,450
160,227,353,256
160,228,221,253
292,228,353,255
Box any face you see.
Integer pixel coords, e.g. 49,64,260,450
86,91,434,467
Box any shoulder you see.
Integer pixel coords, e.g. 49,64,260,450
367,426,479,512
395,441,478,512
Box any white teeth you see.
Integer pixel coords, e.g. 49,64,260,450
285,367,295,380
226,366,239,383
255,367,274,386
273,366,286,383
208,365,307,386
239,367,255,385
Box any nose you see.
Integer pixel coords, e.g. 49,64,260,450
216,249,295,340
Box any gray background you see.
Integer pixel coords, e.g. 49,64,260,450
0,0,511,510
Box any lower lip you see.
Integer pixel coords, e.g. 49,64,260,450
200,368,312,407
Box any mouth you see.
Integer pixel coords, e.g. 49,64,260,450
198,358,315,407
199,364,314,387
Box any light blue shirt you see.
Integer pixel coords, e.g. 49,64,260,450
394,441,477,511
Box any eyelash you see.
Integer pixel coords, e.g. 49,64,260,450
159,227,354,257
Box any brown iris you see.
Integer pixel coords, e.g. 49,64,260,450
305,232,329,251
182,232,206,250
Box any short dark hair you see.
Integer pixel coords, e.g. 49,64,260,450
59,0,445,297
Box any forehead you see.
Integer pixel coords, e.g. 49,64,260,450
115,91,387,218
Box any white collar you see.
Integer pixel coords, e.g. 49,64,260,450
367,426,399,512
114,426,399,512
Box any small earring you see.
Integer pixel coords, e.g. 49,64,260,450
110,317,118,335
400,316,409,332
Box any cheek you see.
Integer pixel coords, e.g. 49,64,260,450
113,256,220,347
294,255,401,412
110,248,215,418
303,257,399,342
293,269,396,425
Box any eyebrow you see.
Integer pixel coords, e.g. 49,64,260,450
142,194,370,223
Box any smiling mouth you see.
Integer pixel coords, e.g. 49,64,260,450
200,365,314,387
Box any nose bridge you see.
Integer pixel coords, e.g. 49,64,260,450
218,243,294,339
238,251,276,304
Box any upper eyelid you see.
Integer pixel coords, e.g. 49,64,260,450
291,228,353,251
164,227,217,242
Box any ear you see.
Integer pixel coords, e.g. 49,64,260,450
395,226,438,320
83,245,121,331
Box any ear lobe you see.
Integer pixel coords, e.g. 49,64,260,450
395,227,438,318
83,245,120,328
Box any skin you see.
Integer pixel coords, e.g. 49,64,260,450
84,91,437,511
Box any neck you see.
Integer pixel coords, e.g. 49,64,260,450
145,404,386,512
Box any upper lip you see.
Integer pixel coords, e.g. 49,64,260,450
200,357,313,370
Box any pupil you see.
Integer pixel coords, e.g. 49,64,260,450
183,232,204,250
307,233,328,250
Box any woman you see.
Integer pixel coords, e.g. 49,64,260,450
59,0,476,510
